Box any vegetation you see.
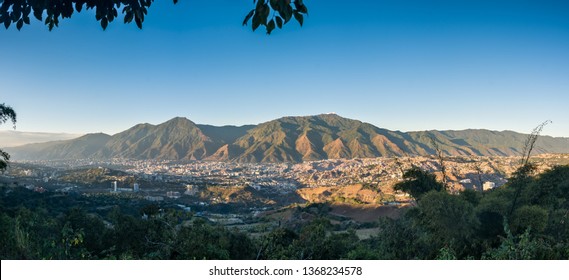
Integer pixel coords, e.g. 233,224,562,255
10,114,569,162
1,162,568,259
0,0,308,34
0,103,17,171
393,166,444,200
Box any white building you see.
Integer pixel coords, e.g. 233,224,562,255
483,181,496,191
166,191,181,199
184,185,198,196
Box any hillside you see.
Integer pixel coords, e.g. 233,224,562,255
94,117,220,160
8,133,111,160
6,114,569,162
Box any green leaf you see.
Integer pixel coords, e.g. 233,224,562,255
101,18,108,30
280,5,293,23
267,19,275,35
275,16,283,29
252,13,261,31
260,3,270,25
124,12,133,23
294,1,308,14
243,9,255,26
135,16,142,29
293,11,303,26
270,0,279,10
33,9,42,21
256,0,264,9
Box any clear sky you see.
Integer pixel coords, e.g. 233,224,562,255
1,0,568,137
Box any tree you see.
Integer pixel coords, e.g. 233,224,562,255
0,0,308,34
413,191,480,258
1,103,17,171
428,133,449,188
508,121,551,217
394,166,444,201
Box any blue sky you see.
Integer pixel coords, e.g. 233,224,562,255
1,0,568,137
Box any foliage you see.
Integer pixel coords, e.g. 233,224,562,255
366,216,424,259
510,205,548,234
435,247,457,260
0,103,17,171
0,0,308,33
523,165,569,210
412,191,479,258
482,222,552,260
1,162,569,260
0,103,16,127
393,166,444,200
169,218,255,260
243,0,308,34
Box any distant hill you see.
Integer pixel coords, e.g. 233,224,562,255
8,133,111,160
6,114,569,162
0,131,82,148
93,117,219,160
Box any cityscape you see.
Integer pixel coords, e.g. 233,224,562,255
3,154,568,222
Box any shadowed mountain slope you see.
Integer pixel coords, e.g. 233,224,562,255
6,114,569,162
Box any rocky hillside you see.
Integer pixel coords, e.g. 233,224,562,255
7,114,569,162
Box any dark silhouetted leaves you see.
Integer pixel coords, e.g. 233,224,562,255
135,15,142,29
2,0,308,33
101,18,108,30
293,10,303,26
243,9,255,26
267,19,275,34
242,0,309,35
252,13,262,31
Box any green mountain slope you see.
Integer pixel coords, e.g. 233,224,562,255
6,114,569,162
7,133,111,160
98,117,221,160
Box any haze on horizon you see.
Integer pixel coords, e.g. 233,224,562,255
1,0,568,137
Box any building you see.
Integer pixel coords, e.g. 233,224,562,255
459,179,472,184
184,185,198,196
167,191,181,199
483,181,496,191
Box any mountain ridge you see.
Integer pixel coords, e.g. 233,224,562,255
5,114,569,162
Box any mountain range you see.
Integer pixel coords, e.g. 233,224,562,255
5,114,569,162
0,131,82,147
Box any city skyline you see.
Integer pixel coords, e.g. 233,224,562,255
1,0,568,137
